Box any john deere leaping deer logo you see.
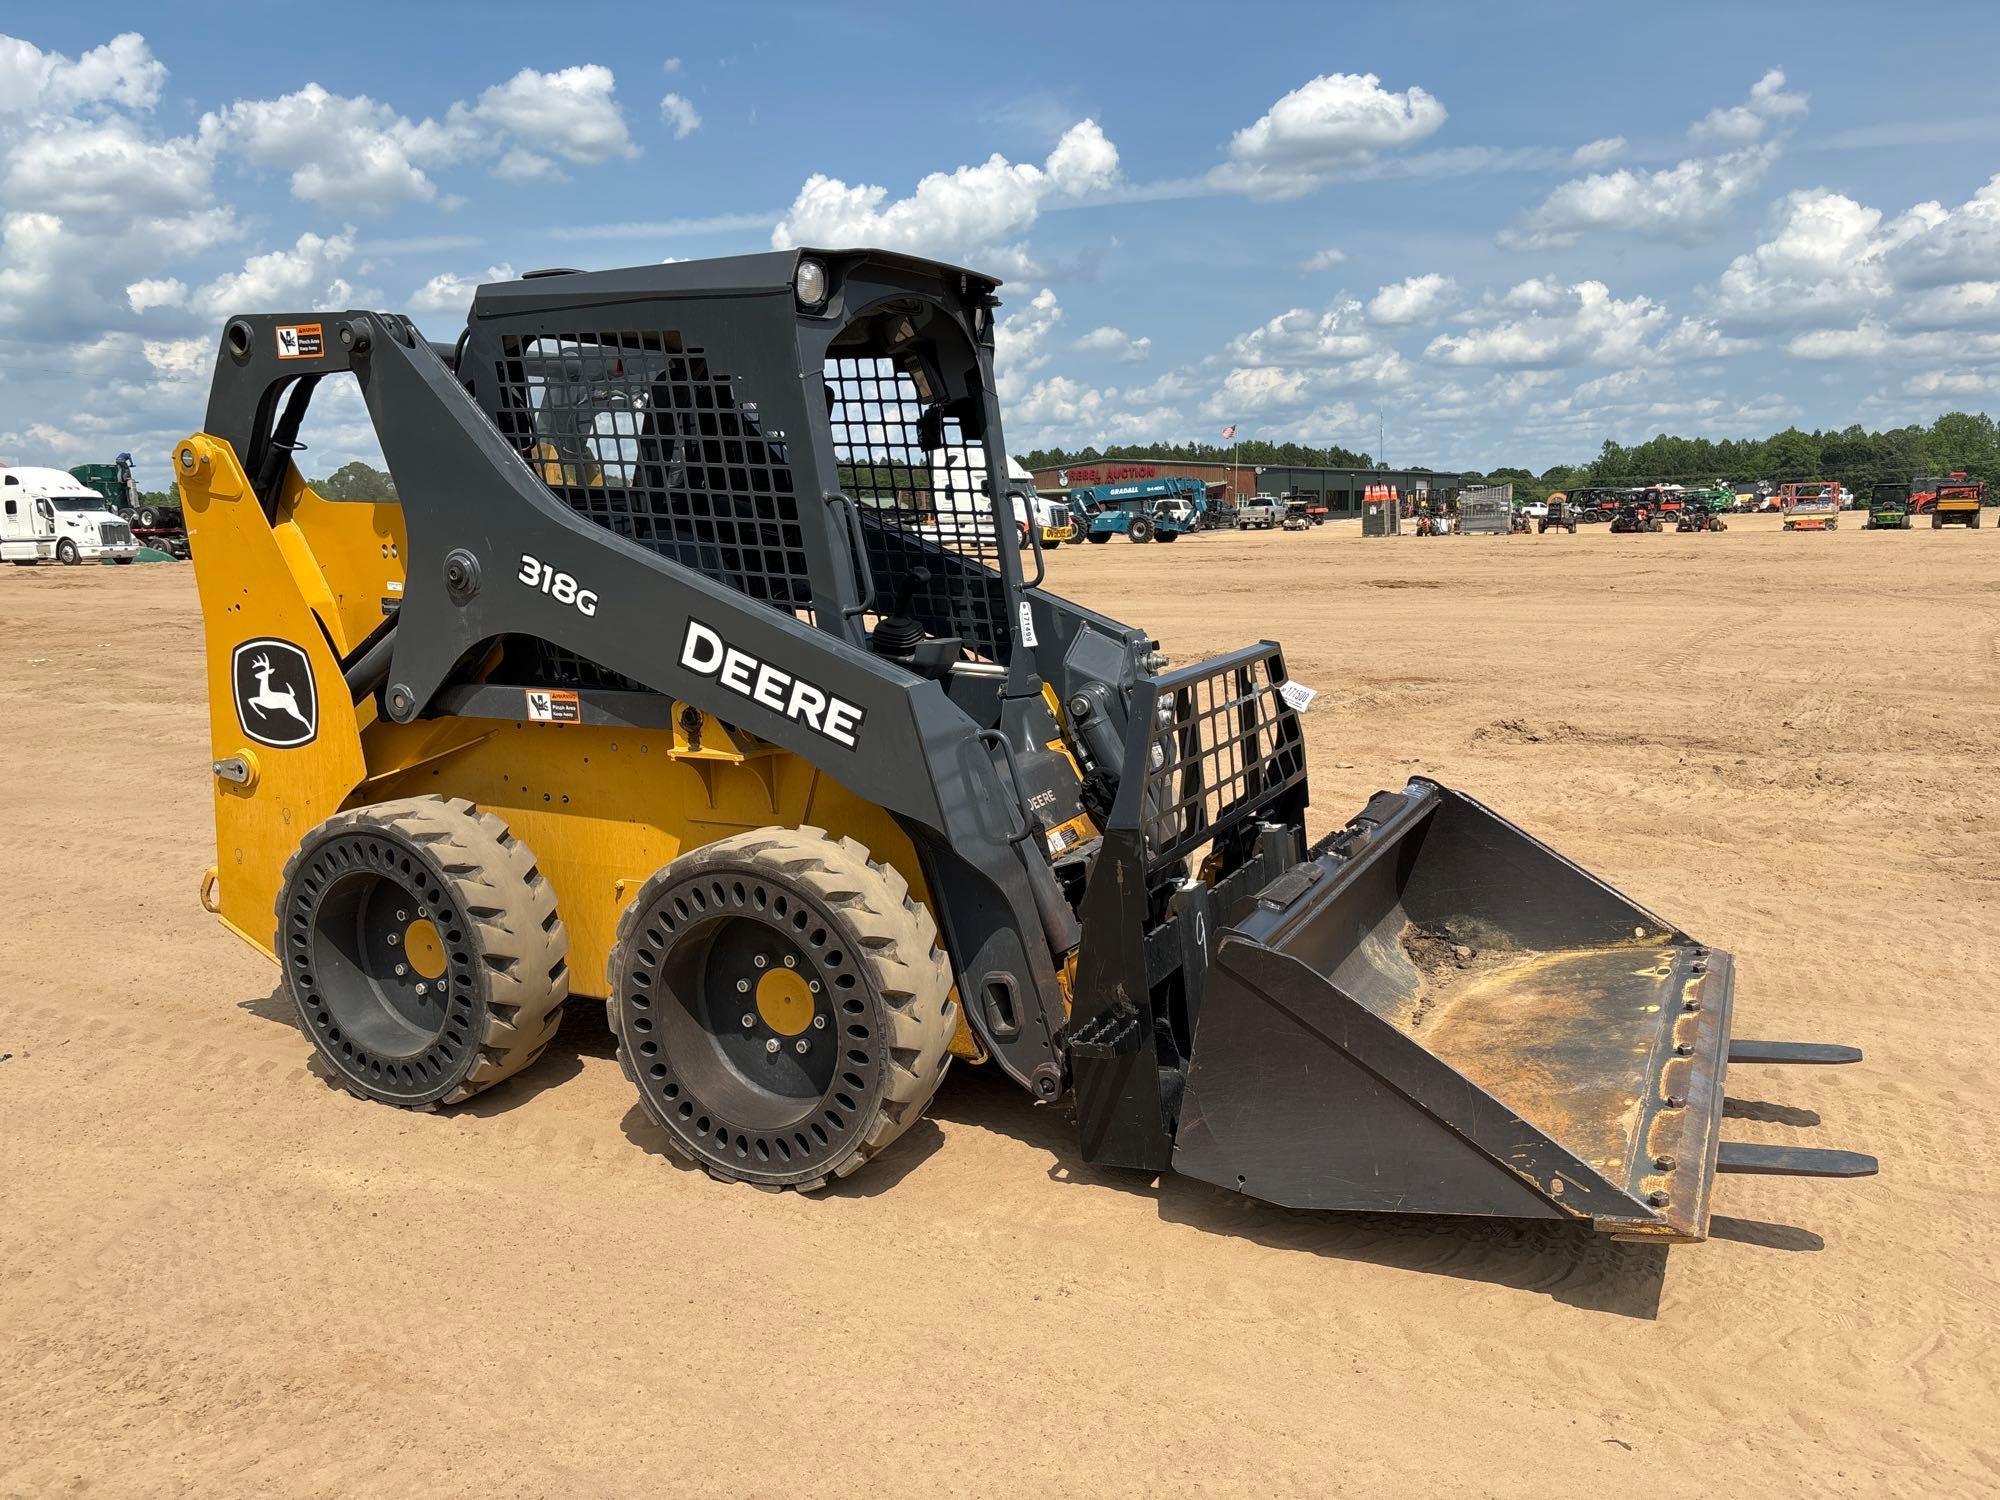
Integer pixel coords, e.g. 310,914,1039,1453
231,638,318,748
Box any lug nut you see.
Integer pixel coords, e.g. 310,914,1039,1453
764,1038,779,1054
741,1014,755,1028
396,909,408,922
812,1015,826,1030
808,980,821,994
414,983,427,996
394,963,407,977
753,955,767,969
736,979,750,993
795,1040,809,1054
386,933,399,947
783,955,796,968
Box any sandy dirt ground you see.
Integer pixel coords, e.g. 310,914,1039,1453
3,513,1996,1497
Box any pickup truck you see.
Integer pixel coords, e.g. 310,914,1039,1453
1234,497,1282,530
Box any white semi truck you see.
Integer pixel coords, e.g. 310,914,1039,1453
1,466,141,565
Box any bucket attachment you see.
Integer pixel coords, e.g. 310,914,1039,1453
1169,780,1872,1241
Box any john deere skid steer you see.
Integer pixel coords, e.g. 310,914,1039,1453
179,251,1872,1241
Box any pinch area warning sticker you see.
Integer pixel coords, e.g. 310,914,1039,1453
524,688,581,724
275,323,323,359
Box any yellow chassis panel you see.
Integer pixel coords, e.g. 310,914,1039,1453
178,433,984,1059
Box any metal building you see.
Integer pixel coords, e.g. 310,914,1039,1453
1029,456,1467,515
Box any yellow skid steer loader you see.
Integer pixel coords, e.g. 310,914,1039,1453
178,251,1873,1237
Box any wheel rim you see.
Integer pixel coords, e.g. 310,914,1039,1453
619,868,883,1176
283,833,480,1101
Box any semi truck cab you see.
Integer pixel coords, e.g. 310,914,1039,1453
0,467,140,565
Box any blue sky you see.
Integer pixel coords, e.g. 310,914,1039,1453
5,1,2000,487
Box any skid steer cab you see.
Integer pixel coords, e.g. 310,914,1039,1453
178,250,1873,1239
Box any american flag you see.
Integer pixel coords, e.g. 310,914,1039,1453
1220,424,1237,440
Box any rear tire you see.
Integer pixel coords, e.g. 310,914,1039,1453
609,827,956,1191
276,796,569,1108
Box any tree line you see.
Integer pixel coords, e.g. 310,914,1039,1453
1463,413,1998,501
1025,413,1999,502
1018,438,1379,471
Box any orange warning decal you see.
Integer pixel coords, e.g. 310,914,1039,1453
275,323,323,359
524,688,581,724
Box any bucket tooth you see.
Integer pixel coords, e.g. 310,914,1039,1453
1716,1143,1878,1178
1728,1040,1862,1066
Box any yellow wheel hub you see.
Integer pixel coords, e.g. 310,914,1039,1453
755,967,815,1036
403,918,447,980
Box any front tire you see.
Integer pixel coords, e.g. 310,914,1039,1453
1088,531,1111,544
276,796,569,1108
56,539,79,565
610,827,956,1191
1127,515,1155,543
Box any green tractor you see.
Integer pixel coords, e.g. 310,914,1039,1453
1865,482,1913,530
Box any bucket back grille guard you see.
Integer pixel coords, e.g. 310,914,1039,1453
1126,644,1307,872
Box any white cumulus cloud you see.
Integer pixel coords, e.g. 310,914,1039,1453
1502,144,1776,249
1690,67,1809,143
189,229,357,320
1425,280,1667,368
409,264,517,317
198,64,637,208
126,276,185,313
1215,71,1446,199
1571,136,1626,168
472,65,636,166
0,31,166,115
1504,71,1807,249
1367,273,1457,326
1074,325,1152,361
659,92,700,140
771,120,1118,272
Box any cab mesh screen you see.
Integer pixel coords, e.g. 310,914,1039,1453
824,354,1009,663
492,331,813,621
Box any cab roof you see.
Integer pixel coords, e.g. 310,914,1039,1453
467,248,1003,321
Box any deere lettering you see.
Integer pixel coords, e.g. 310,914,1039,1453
679,619,865,748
